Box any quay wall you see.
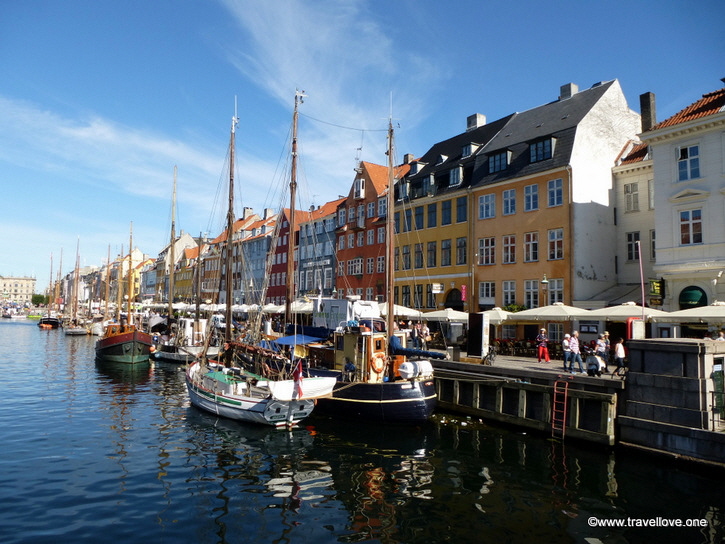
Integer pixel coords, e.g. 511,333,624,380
618,338,725,467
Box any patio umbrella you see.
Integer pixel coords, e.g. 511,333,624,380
651,301,725,324
479,307,511,325
379,303,423,319
586,301,669,322
507,302,592,322
290,299,313,313
422,308,469,323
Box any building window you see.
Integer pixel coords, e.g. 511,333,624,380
378,227,385,244
403,209,412,232
338,236,345,250
366,287,374,300
414,243,423,268
627,231,640,261
366,257,374,274
349,206,356,223
414,284,423,307
503,280,515,306
427,241,437,267
489,151,508,173
426,284,436,308
367,229,374,245
503,189,516,215
348,233,354,248
524,184,538,211
548,228,563,260
441,239,452,266
530,138,552,162
456,196,467,223
402,245,411,270
478,194,495,219
478,237,495,265
548,178,563,207
377,255,385,273
680,209,702,245
450,166,462,186
624,182,639,212
479,281,495,301
367,201,375,218
338,208,346,226
648,179,654,209
394,247,399,271
503,235,516,264
677,145,700,181
427,203,437,228
441,200,452,225
549,278,563,304
524,232,538,262
378,197,387,217
456,237,467,265
357,231,364,247
394,212,400,234
415,206,424,230
524,280,539,308
650,230,656,261
402,285,411,307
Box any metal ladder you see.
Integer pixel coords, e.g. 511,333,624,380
551,378,570,439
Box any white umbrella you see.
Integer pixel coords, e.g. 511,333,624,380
586,301,669,322
290,299,313,313
479,307,511,325
651,301,725,324
379,303,423,319
422,308,469,323
262,303,284,314
507,302,592,322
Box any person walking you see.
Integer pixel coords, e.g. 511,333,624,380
613,337,626,375
562,333,572,371
536,328,550,363
569,330,585,374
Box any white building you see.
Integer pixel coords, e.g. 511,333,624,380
642,80,725,312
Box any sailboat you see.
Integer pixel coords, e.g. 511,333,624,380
185,100,336,428
65,238,89,335
39,252,62,329
305,119,446,423
95,225,153,364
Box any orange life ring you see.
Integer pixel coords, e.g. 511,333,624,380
371,353,386,373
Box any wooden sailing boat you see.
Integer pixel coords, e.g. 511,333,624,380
65,237,89,335
95,224,153,363
185,100,336,428
306,119,445,423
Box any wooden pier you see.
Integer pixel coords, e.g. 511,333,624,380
433,354,624,445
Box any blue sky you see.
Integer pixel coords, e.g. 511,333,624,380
1,0,724,293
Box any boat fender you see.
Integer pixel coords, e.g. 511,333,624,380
371,353,386,373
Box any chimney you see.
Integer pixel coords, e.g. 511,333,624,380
559,83,579,100
639,92,656,132
466,113,486,132
263,208,275,220
242,207,254,219
403,153,414,164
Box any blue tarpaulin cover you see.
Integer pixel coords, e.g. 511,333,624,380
272,334,324,346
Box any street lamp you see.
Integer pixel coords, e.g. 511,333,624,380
540,274,549,306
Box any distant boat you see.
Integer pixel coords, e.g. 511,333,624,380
39,253,62,329
38,315,62,329
65,238,89,336
95,225,153,364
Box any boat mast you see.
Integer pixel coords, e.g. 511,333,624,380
128,223,134,326
104,245,111,320
385,118,396,341
224,107,239,354
72,237,80,322
116,244,123,321
284,90,305,327
168,166,177,325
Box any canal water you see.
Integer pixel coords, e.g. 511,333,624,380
0,319,723,544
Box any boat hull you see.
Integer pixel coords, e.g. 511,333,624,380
154,344,219,364
95,330,153,364
311,371,437,423
38,317,62,329
185,361,319,428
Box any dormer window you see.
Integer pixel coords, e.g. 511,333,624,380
423,174,435,196
489,151,509,173
353,177,365,199
462,144,479,158
449,166,462,187
530,138,554,163
410,161,426,175
436,154,448,165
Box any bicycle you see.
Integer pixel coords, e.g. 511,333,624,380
483,344,497,365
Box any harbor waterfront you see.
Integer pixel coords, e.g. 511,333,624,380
1,319,723,544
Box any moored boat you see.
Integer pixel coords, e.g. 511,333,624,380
95,321,153,363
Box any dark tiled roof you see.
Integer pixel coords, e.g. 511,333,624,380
648,86,725,131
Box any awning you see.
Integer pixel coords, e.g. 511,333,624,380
272,334,324,346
